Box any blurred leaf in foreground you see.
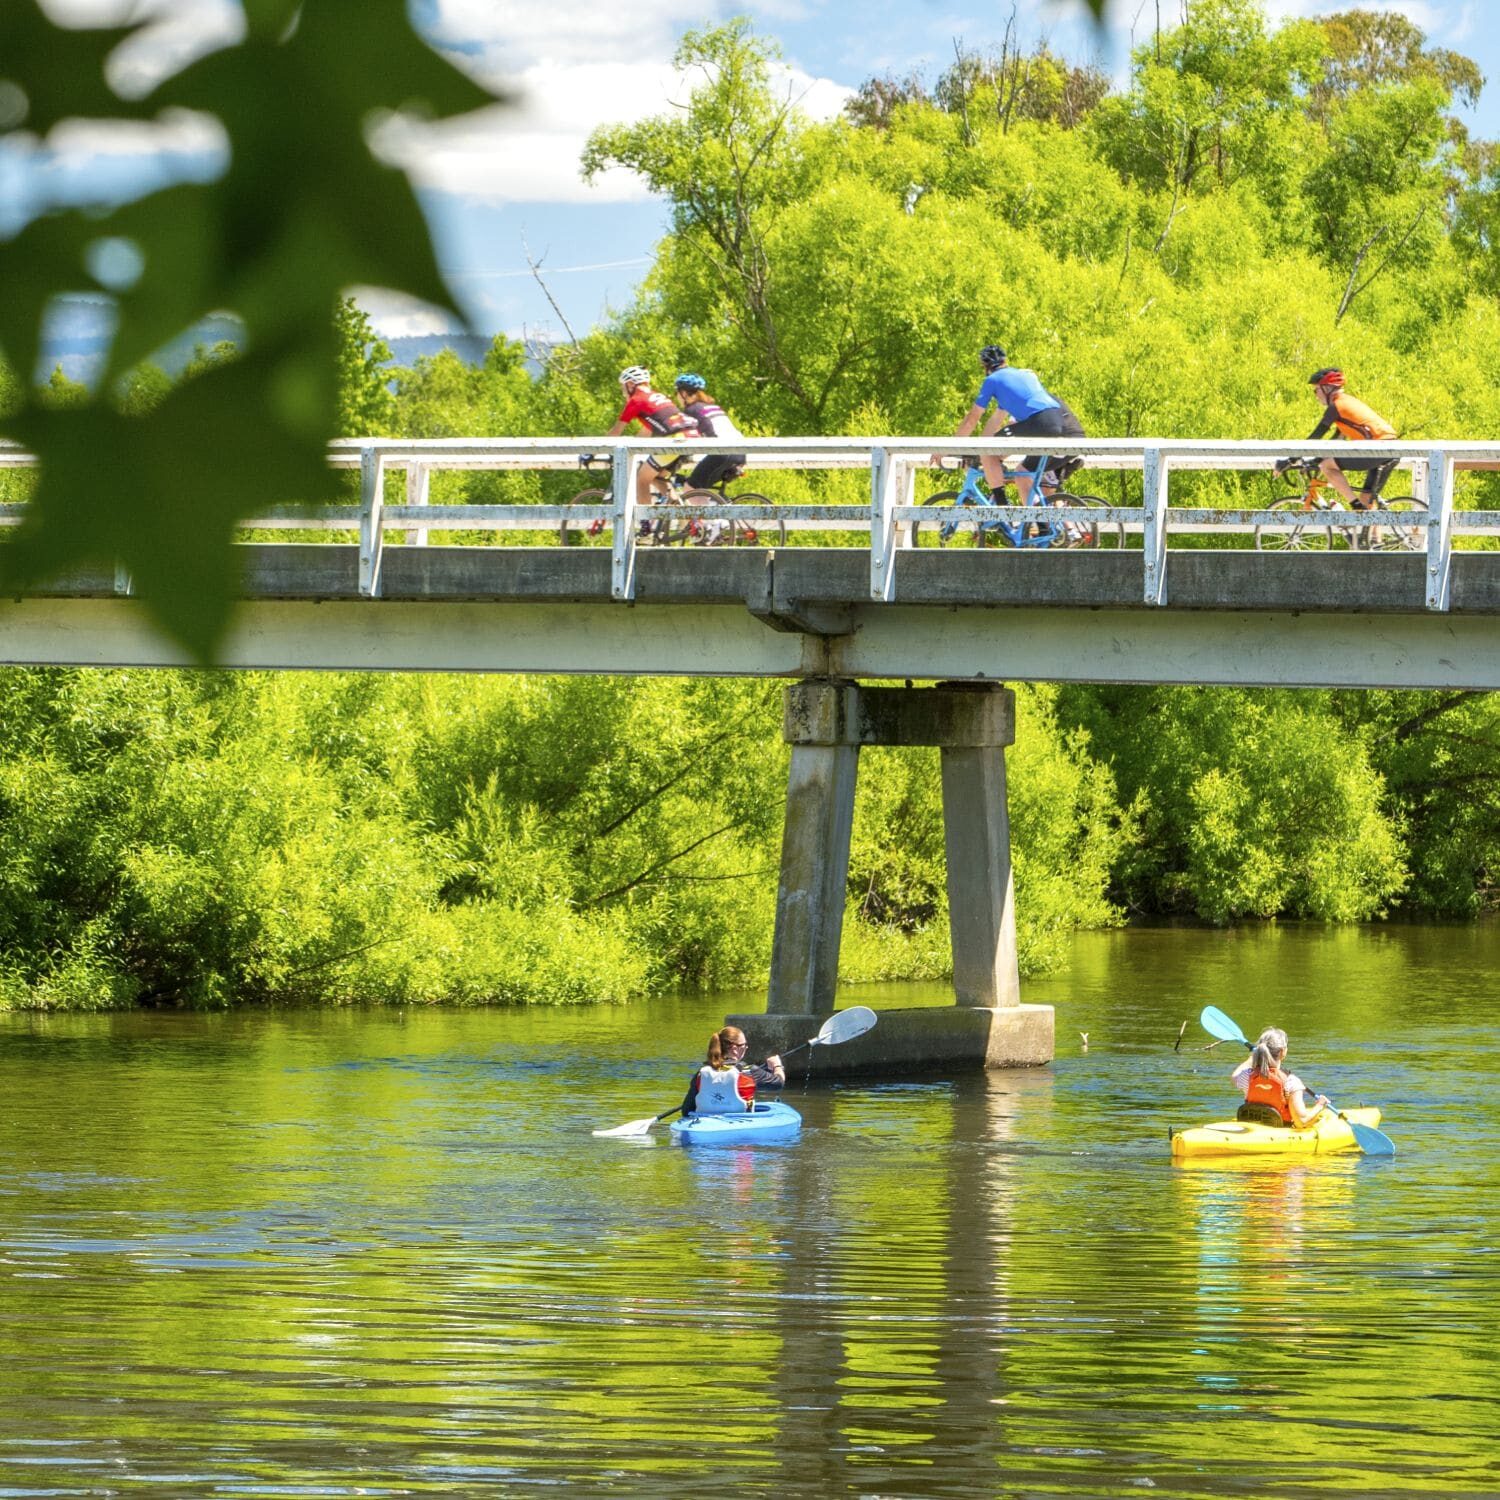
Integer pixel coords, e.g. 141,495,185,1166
0,0,508,660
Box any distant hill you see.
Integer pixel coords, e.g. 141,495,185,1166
385,334,493,367
37,300,547,385
38,300,245,383
386,334,551,379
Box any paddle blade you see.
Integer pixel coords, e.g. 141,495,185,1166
811,1005,878,1048
1201,1006,1251,1049
1347,1120,1396,1157
592,1116,660,1138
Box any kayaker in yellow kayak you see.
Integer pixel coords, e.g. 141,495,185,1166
680,1026,786,1116
1230,1028,1332,1128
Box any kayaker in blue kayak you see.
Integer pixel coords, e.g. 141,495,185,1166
1230,1027,1331,1128
681,1026,786,1115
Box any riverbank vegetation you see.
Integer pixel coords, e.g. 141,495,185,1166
5,0,1500,1008
0,672,1124,1009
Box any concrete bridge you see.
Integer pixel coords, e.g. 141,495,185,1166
5,435,1500,689
5,434,1499,1072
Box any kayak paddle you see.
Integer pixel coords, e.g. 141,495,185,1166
781,1004,878,1058
592,1006,880,1139
591,1105,683,1139
1197,1005,1395,1157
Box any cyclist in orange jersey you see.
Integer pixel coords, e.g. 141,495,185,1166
1277,368,1399,512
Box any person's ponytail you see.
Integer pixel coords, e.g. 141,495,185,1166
705,1025,746,1067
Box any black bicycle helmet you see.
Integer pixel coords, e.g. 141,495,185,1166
979,344,1006,371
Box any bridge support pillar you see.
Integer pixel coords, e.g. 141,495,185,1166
766,738,860,1016
737,679,1053,1074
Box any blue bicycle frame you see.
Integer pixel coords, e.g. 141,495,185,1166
939,458,1067,548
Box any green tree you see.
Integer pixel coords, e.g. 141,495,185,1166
1305,77,1453,321
1314,10,1484,117
334,297,395,437
1088,0,1325,248
1056,686,1407,922
582,21,823,418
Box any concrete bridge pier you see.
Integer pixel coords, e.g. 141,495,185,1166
728,679,1054,1077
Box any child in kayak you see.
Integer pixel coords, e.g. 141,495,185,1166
1231,1027,1331,1128
681,1025,786,1115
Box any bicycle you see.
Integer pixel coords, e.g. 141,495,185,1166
559,458,784,547
912,456,1124,549
1254,459,1427,553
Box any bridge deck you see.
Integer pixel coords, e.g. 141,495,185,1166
7,546,1500,689
17,544,1500,614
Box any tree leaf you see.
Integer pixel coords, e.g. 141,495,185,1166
1,0,507,659
4,350,341,661
0,3,153,135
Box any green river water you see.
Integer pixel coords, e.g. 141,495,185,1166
1,923,1497,1498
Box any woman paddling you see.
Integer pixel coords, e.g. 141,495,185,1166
681,1026,786,1116
1231,1027,1331,1128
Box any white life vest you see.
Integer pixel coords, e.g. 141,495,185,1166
694,1064,750,1114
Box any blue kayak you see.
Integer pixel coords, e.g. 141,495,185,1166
670,1100,802,1146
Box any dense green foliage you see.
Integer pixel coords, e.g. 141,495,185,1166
0,671,1125,1009
7,0,1500,1008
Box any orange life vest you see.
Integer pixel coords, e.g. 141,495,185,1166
1244,1070,1294,1125
1328,393,1397,443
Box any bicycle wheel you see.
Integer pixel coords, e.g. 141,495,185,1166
1371,495,1427,553
676,488,785,546
559,488,610,545
915,492,981,548
731,492,784,546
1050,493,1125,549
1255,496,1333,552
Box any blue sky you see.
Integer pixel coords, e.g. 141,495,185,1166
5,0,1496,348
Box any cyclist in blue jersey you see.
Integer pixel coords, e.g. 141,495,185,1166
933,345,1086,504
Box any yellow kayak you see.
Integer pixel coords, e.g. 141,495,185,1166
1170,1106,1383,1159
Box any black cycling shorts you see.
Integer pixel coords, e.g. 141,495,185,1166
1334,458,1397,498
999,403,1087,477
686,454,747,490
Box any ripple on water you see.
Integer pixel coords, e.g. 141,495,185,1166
1,927,1498,1495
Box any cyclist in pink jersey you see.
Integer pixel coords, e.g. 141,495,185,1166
605,365,700,510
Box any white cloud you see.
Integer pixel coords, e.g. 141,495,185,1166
37,0,242,97
24,0,853,213
384,53,850,206
394,0,851,204
47,109,226,158
352,288,466,338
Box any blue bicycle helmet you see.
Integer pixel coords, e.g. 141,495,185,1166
979,344,1006,371
674,372,707,392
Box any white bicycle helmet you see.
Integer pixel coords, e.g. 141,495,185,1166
618,365,651,389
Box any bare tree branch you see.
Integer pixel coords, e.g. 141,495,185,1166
522,232,580,347
1336,207,1428,323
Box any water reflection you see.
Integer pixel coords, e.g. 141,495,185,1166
1,926,1498,1494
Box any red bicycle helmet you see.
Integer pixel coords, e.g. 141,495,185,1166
1308,367,1344,388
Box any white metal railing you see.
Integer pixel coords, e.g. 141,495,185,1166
3,436,1500,612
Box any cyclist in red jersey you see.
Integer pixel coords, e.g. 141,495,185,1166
605,365,700,512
